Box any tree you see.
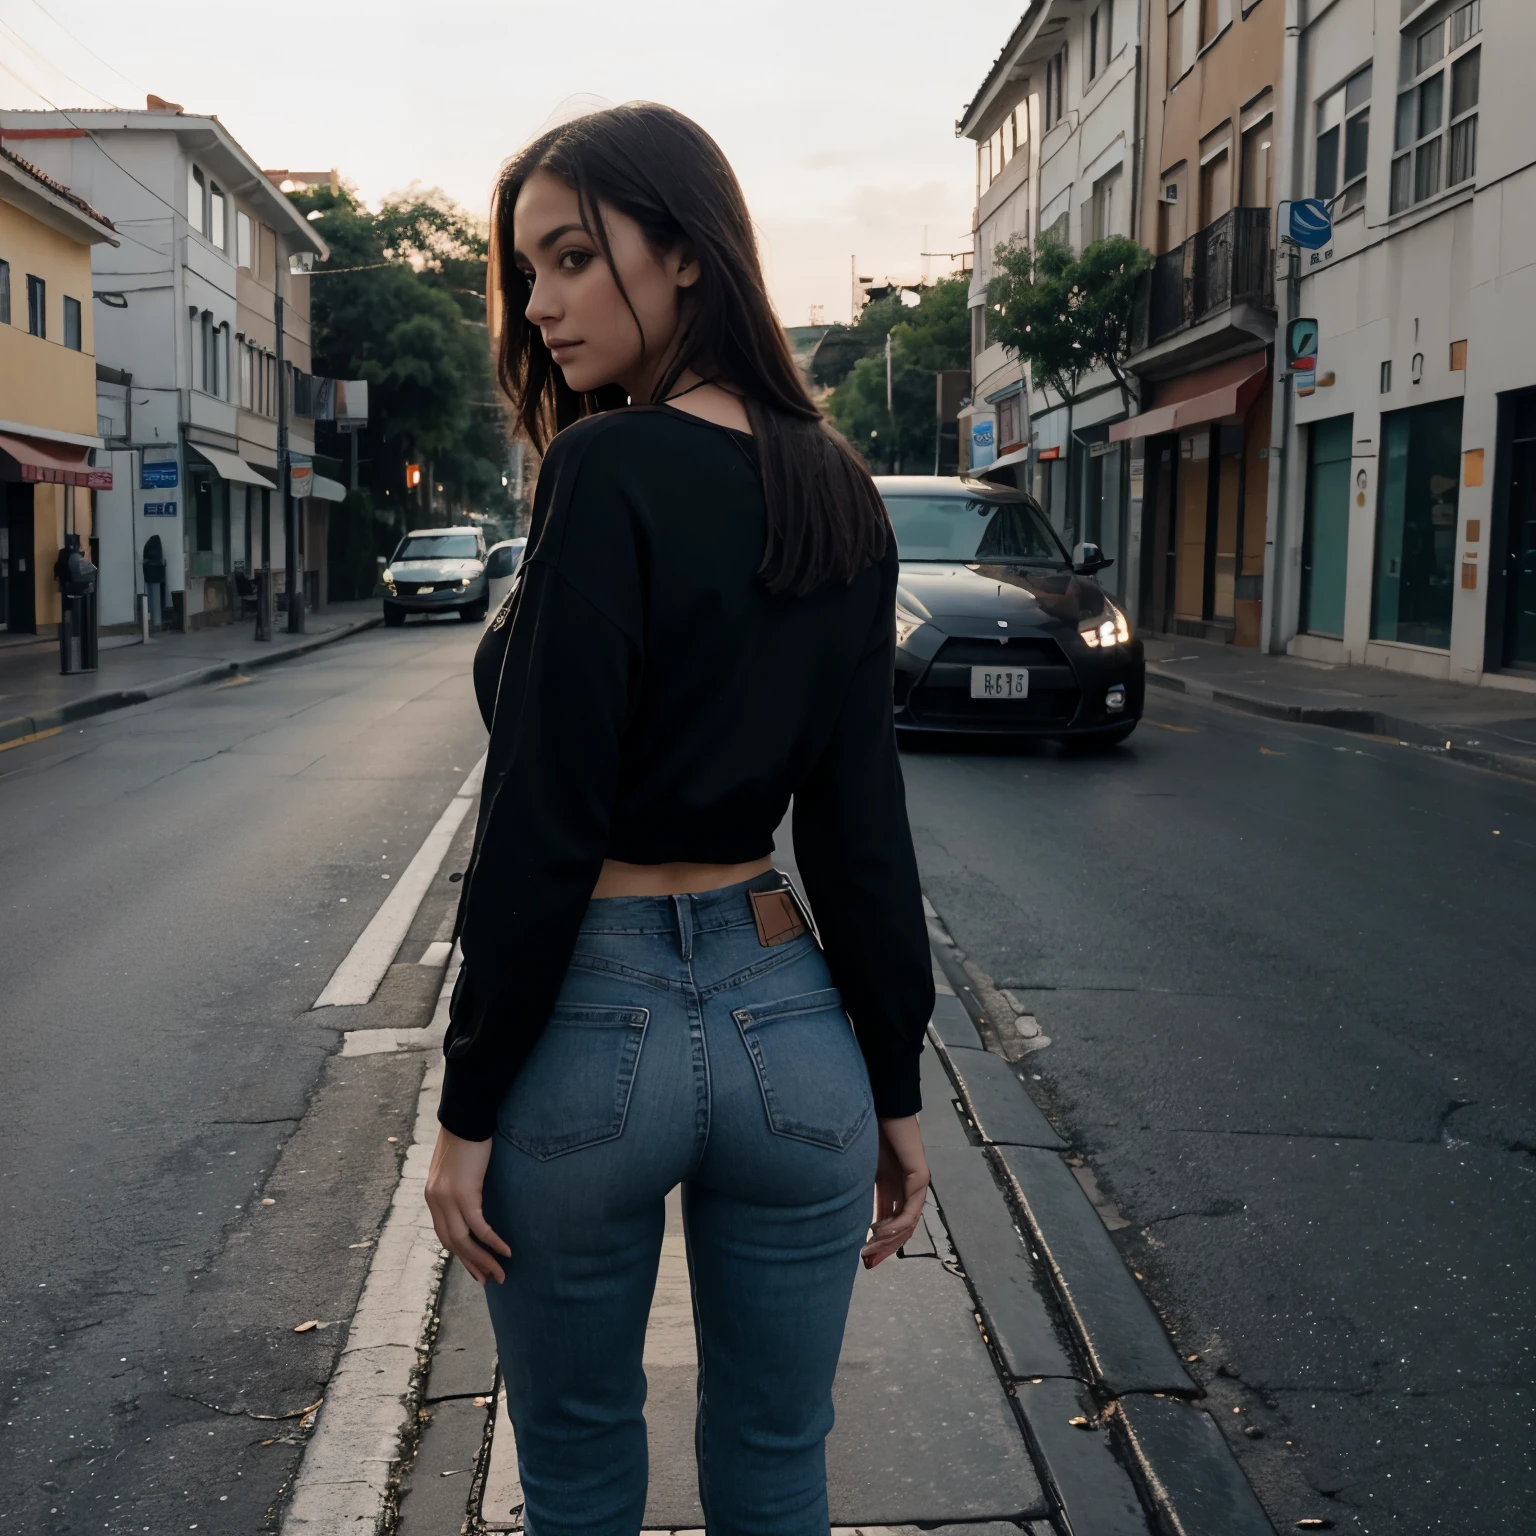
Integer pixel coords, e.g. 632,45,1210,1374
822,277,970,473
988,233,1151,535
284,182,520,597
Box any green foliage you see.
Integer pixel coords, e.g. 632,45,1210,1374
809,293,911,390
286,182,517,587
988,233,1152,409
822,277,970,472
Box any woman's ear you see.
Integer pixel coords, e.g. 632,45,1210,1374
674,244,702,291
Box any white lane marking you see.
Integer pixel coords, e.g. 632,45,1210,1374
342,947,461,1057
418,939,453,968
312,754,485,1009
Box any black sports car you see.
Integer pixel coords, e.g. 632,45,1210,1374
875,476,1144,744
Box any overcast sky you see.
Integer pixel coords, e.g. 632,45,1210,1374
1,0,1023,324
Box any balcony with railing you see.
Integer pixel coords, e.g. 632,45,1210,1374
1139,207,1274,351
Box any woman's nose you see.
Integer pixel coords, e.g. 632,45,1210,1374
525,272,558,328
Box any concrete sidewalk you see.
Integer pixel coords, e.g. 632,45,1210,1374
0,599,384,748
1143,636,1536,779
359,830,1276,1536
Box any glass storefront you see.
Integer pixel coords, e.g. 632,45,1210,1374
1301,414,1353,637
1372,397,1462,649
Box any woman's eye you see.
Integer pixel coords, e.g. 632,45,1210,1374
559,248,593,272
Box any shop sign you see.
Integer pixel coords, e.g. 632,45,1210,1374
969,419,996,469
143,501,177,517
141,459,179,489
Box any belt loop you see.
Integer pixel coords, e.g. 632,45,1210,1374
672,893,694,962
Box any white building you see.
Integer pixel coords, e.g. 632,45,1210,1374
0,105,333,633
1274,0,1536,687
958,0,1142,600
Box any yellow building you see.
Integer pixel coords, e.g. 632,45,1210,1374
0,144,118,636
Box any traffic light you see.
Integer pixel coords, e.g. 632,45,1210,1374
405,463,422,489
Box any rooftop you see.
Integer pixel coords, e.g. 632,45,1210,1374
0,141,118,244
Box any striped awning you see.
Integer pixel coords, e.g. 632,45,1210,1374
0,431,111,488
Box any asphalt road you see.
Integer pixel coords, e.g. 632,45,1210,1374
0,617,488,1535
901,694,1536,1534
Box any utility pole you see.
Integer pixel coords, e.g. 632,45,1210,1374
277,265,303,633
885,331,897,474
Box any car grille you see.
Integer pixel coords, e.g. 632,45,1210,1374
905,635,1080,729
395,581,451,596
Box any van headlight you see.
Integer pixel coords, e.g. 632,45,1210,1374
895,602,926,648
1080,601,1130,648
382,567,396,589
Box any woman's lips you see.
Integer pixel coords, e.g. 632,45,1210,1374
546,338,581,358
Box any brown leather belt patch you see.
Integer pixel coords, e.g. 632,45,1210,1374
750,887,807,948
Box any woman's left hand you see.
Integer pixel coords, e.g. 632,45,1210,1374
861,1115,930,1269
425,1127,512,1285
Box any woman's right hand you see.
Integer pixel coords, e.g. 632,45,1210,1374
862,1115,930,1269
425,1126,512,1285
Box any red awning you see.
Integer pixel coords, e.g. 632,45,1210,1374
0,431,111,489
1109,362,1269,443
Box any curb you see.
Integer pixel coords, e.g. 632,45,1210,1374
924,897,1278,1536
1145,665,1536,783
0,616,382,750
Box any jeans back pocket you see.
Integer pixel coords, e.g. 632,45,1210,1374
733,987,872,1150
498,1004,650,1160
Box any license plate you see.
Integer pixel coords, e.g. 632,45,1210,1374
417,585,435,594
971,666,1030,699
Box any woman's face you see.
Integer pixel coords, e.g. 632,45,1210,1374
512,168,698,399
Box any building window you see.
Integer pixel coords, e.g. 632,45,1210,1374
1392,1,1479,214
1168,0,1186,85
1011,102,1027,157
1199,143,1232,227
0,258,9,324
1089,168,1121,243
1088,1,1114,83
215,322,230,398
1045,48,1066,128
239,339,253,407
237,210,253,269
1371,396,1462,649
998,393,1025,451
209,183,226,250
26,274,45,338
260,225,276,282
1200,0,1229,51
1317,65,1372,214
199,310,215,393
63,295,81,351
1240,115,1274,209
189,164,206,236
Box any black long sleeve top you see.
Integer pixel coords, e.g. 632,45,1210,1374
439,406,933,1141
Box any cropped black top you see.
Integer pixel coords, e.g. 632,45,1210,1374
439,407,933,1141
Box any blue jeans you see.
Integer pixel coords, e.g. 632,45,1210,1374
481,870,878,1536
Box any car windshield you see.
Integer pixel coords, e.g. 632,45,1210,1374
394,535,480,561
883,494,1069,565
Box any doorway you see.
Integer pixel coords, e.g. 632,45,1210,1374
1301,415,1353,637
2,482,36,634
1500,389,1536,669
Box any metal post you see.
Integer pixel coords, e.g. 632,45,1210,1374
278,279,303,634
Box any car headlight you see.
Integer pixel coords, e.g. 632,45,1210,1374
895,602,925,648
382,567,395,587
458,576,472,587
1080,601,1131,648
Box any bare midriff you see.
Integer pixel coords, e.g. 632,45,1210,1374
591,855,774,899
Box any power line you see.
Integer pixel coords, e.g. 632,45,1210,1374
0,12,116,107
21,0,146,99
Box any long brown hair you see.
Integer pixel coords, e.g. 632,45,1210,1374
490,102,888,596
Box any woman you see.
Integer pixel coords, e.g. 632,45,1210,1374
425,102,934,1535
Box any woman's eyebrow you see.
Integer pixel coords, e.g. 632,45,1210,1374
537,222,588,251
